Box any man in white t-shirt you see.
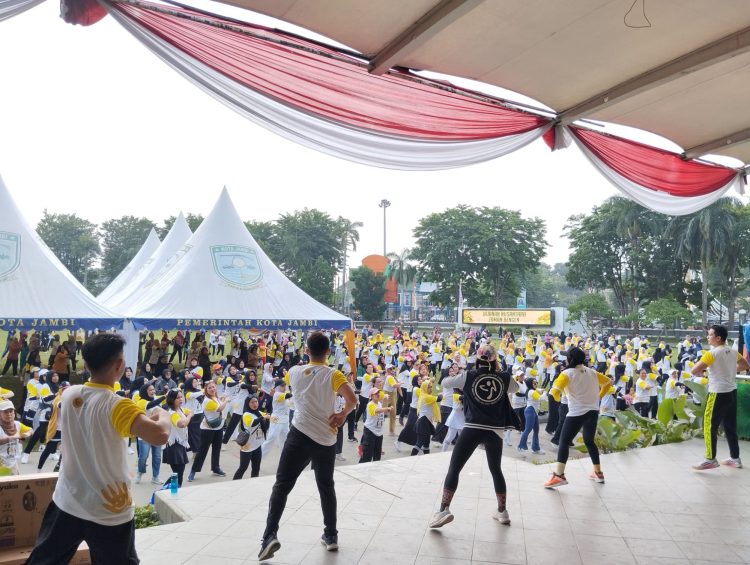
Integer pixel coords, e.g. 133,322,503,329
691,324,749,470
27,333,171,565
259,332,357,561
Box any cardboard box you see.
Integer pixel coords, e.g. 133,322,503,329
0,474,58,550
0,542,90,564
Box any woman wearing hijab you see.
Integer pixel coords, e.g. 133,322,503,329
135,382,166,485
183,375,205,454
411,377,442,456
233,395,270,479
260,363,275,413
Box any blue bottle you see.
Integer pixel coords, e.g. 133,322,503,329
170,472,178,494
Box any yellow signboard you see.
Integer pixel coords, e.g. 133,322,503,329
462,309,553,326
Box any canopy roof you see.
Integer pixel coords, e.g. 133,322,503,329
0,175,123,330
126,187,352,330
102,212,192,311
97,228,160,304
217,0,750,165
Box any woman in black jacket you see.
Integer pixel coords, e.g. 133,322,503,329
429,344,520,529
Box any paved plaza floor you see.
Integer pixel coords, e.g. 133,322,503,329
134,438,750,565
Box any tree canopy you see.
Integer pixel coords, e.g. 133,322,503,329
350,266,386,320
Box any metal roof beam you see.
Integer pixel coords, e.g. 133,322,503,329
559,25,750,125
683,126,750,160
368,0,484,75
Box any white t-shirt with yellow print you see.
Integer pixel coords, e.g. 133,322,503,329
53,382,143,526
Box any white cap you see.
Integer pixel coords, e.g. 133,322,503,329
0,400,15,412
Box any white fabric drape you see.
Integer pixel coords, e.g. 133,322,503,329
107,6,550,171
0,0,45,21
570,129,742,216
119,320,141,373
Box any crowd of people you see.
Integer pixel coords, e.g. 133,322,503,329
2,322,747,561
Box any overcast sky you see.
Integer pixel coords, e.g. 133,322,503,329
0,0,710,272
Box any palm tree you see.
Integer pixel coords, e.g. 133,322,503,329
671,198,737,328
387,249,418,320
337,218,363,311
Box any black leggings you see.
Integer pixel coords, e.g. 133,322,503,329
0,359,17,376
24,422,49,454
634,402,649,418
355,395,368,423
234,449,262,479
38,437,60,470
556,410,599,466
411,417,434,456
444,427,506,494
191,428,223,473
223,413,242,444
168,464,186,487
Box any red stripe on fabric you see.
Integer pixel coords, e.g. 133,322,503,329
111,1,549,141
542,128,556,151
571,127,736,197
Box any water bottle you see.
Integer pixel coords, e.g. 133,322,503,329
170,472,178,494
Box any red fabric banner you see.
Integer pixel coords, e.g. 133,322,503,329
109,1,549,141
570,126,737,197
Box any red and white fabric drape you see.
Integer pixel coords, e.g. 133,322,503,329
565,126,743,216
0,0,45,21
104,0,552,170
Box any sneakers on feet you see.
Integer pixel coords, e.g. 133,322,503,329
150,477,162,485
692,459,720,471
212,469,227,477
221,445,227,452
335,454,346,462
721,457,743,469
589,471,605,483
320,534,338,551
258,536,281,561
135,472,143,484
348,436,358,443
532,449,546,455
516,447,527,456
492,509,511,525
429,509,454,529
20,453,29,465
187,471,195,482
50,453,59,461
393,440,402,452
544,473,568,489
128,448,135,455
38,444,45,452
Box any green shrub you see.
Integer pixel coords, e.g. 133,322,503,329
134,504,160,529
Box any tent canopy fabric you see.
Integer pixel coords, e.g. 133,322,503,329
215,0,750,166
127,187,352,331
0,175,123,331
102,212,192,312
97,228,160,304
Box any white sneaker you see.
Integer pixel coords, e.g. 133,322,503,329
150,477,162,485
20,453,29,465
335,454,346,461
38,444,45,452
393,440,402,453
493,509,511,525
135,473,143,484
50,453,59,461
722,458,743,469
532,448,546,455
221,445,227,452
128,448,135,455
429,509,454,529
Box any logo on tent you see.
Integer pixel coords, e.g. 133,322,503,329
211,245,262,288
0,232,20,279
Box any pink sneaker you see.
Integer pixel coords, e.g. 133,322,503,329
721,458,743,469
692,459,720,471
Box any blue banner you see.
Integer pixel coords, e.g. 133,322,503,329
0,317,124,331
131,317,352,331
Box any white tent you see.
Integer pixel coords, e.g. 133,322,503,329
0,175,123,331
127,188,352,331
97,228,160,304
102,213,192,312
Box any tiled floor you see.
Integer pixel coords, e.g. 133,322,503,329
136,439,750,564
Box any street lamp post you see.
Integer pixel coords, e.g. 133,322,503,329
378,199,391,256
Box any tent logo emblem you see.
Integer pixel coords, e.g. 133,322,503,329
211,245,262,288
0,232,20,278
